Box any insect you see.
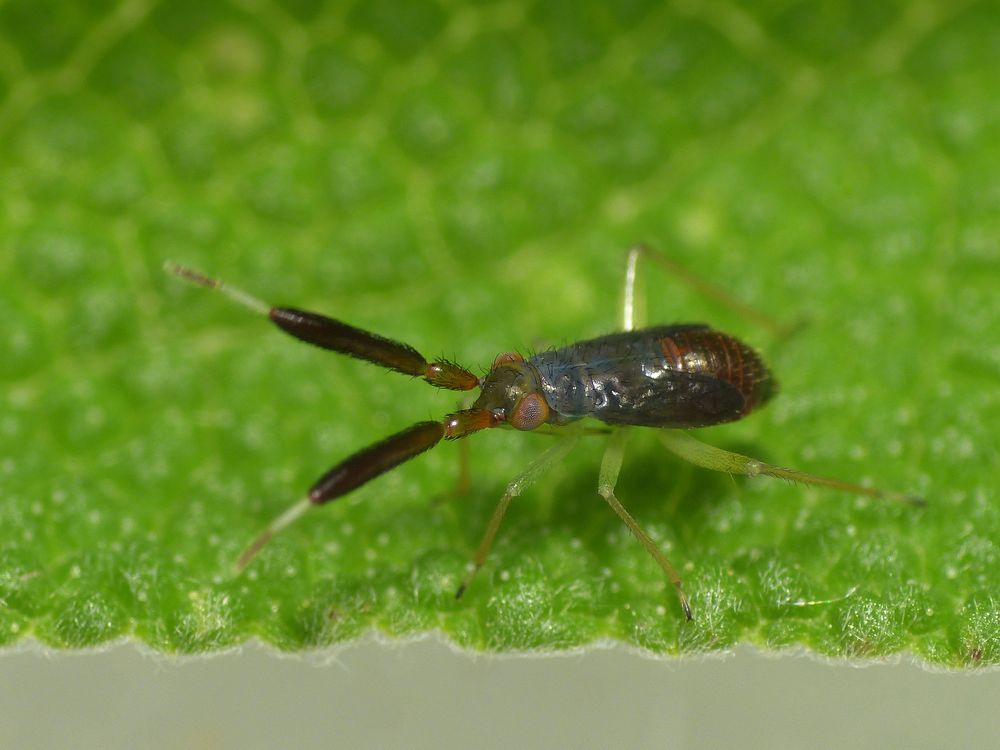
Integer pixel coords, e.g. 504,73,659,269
167,247,923,620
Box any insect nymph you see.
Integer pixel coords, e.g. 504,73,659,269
167,247,922,619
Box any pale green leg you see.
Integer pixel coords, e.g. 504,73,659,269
456,433,580,598
623,247,645,332
452,395,476,497
658,430,924,506
624,244,793,336
598,427,693,620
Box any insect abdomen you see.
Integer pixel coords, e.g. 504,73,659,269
658,327,775,416
530,325,775,428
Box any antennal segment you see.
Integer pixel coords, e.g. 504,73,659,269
165,262,270,316
269,308,478,391
234,411,505,571
308,421,445,504
165,262,479,391
236,422,446,571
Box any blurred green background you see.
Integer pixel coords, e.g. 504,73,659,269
1,0,998,666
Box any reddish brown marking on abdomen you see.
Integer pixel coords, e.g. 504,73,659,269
660,330,775,415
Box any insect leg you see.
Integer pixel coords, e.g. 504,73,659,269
455,437,472,496
455,434,579,599
623,247,645,331
598,428,693,620
658,430,925,506
627,244,792,337
452,395,476,497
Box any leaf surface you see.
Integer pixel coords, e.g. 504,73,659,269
1,0,997,664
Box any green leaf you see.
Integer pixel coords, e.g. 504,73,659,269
1,0,997,665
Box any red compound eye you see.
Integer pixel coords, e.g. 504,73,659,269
510,393,549,431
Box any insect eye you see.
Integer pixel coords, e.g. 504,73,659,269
510,393,549,431
491,351,524,370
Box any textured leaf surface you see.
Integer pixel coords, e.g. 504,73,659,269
1,0,997,664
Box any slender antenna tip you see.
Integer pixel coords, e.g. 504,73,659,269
235,530,274,573
163,261,219,289
233,497,313,573
164,261,271,316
